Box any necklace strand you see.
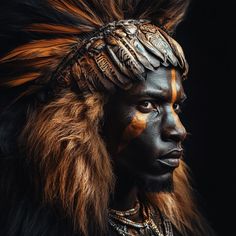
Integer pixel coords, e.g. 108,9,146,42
108,203,173,236
109,201,140,217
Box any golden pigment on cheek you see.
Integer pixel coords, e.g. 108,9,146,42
118,111,149,152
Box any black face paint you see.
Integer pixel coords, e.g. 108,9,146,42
103,66,187,193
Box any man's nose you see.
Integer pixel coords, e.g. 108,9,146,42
161,109,187,142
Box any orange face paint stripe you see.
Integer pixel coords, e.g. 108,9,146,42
171,69,177,103
170,69,182,128
118,111,149,152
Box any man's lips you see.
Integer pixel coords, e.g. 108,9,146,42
155,149,183,168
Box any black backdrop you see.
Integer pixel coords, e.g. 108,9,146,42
176,0,235,235
0,0,235,235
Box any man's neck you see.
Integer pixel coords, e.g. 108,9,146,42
109,173,145,223
110,183,138,211
109,165,139,210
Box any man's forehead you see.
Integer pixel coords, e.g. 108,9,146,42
145,67,182,89
125,67,184,98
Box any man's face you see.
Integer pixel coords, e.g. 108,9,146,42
103,67,187,192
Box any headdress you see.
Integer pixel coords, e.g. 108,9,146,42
0,0,189,99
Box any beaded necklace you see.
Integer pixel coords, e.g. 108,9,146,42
108,202,173,236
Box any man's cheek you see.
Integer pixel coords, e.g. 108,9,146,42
117,111,149,152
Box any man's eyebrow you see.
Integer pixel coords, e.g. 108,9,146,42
179,93,187,103
131,89,187,99
130,90,187,102
130,90,167,100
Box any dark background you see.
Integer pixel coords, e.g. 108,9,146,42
176,0,235,235
0,0,235,235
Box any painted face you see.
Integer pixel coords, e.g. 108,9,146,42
102,67,187,192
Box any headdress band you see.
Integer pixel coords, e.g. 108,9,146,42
51,19,188,92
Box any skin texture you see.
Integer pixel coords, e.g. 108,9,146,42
103,66,187,211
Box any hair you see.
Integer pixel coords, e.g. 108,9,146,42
0,1,215,236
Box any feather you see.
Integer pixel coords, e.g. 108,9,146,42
0,38,77,62
0,38,77,87
79,56,115,92
133,0,190,34
93,52,131,89
1,73,41,87
0,0,189,94
106,45,133,78
48,0,103,26
120,37,154,71
159,28,189,77
147,32,179,66
85,37,131,88
132,38,161,69
26,23,94,34
105,35,145,80
137,29,166,61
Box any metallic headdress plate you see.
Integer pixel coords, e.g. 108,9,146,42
53,19,188,93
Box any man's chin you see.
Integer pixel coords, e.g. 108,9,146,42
136,172,174,193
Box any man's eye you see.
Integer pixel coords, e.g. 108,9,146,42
137,101,157,113
173,103,181,113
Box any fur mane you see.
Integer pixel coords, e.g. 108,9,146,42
19,90,114,235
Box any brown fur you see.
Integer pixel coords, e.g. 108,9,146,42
20,91,114,235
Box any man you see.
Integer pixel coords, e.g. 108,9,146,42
0,0,214,235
